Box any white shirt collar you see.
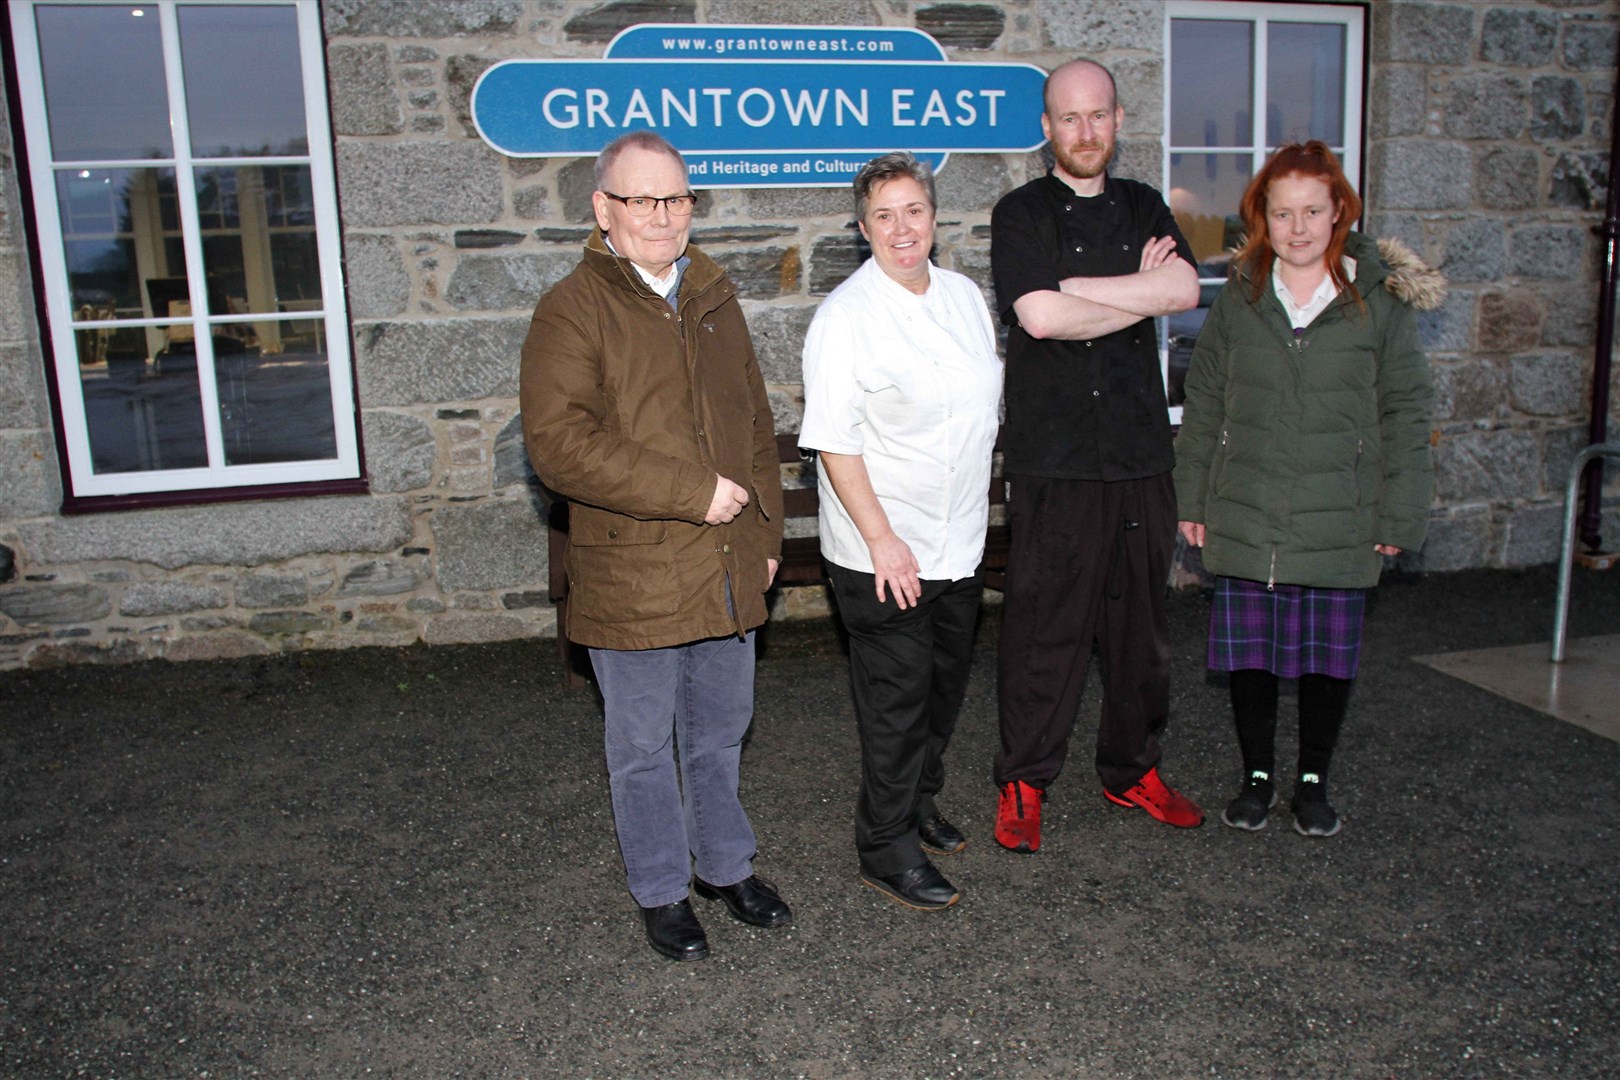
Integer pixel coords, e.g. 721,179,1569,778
605,235,682,299
1272,255,1356,331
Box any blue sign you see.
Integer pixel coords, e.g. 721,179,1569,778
470,24,1047,188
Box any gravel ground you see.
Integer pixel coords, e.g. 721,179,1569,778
2,565,1617,1079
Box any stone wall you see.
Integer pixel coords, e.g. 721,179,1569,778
1366,0,1620,571
0,0,1616,670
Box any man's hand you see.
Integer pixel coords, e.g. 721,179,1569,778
1178,520,1205,547
1375,544,1402,557
767,557,780,588
868,532,922,610
705,475,749,524
1139,234,1182,272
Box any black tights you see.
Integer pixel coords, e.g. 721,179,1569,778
1227,669,1352,780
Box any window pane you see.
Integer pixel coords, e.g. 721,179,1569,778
55,168,186,314
1169,153,1252,273
34,4,172,161
79,324,209,473
1267,22,1347,145
179,5,309,157
1170,20,1253,147
194,166,320,319
219,348,337,466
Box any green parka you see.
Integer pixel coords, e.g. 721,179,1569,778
1172,232,1442,589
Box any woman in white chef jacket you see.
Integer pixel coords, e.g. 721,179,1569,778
799,151,1003,913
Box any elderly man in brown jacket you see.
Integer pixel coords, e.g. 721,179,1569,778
519,131,788,962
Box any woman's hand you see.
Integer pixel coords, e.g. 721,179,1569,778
1374,544,1402,557
868,532,922,610
1178,520,1206,547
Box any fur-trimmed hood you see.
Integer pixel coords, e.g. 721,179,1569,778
1231,233,1448,312
1374,236,1447,312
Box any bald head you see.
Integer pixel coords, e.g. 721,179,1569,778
1044,59,1117,115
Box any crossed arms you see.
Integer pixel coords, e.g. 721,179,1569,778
1013,234,1199,341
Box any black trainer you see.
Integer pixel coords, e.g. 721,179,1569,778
1291,774,1342,837
1221,770,1278,831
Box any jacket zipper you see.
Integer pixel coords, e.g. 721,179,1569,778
1267,546,1277,592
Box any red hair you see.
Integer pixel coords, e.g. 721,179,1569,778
1233,141,1363,307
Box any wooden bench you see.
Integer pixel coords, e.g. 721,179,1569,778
548,430,1010,685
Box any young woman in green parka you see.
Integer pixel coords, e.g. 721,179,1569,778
1174,142,1443,837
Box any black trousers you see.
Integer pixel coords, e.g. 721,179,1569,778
829,565,983,878
994,472,1176,793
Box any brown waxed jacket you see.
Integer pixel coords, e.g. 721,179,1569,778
519,229,784,651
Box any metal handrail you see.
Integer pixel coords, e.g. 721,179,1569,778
1551,442,1620,661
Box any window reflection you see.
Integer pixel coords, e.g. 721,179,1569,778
179,4,308,158
59,163,336,473
1268,23,1347,146
219,346,338,466
1170,20,1253,148
79,325,209,473
1169,153,1251,272
35,4,172,161
56,168,185,316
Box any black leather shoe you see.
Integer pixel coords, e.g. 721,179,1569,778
641,898,709,961
693,873,792,928
918,813,966,855
860,861,960,911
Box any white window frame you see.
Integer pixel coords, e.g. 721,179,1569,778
1161,0,1366,425
8,0,359,501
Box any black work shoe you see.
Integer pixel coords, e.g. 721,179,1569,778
641,898,709,961
1291,774,1342,838
1221,770,1278,832
859,861,960,911
918,813,966,855
693,873,792,928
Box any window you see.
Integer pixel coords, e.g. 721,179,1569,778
1162,1,1366,421
6,0,361,505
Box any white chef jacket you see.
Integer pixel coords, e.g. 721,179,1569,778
799,258,1003,581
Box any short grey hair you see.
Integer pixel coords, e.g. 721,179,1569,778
593,131,688,190
852,151,936,221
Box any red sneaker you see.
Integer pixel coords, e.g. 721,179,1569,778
1103,767,1204,828
995,780,1044,853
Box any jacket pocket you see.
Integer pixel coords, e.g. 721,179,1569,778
566,510,680,624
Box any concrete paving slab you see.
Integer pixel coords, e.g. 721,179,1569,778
1415,634,1620,742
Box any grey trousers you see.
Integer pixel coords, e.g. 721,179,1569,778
589,631,759,908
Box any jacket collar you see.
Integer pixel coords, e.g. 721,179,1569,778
1041,169,1113,202
583,227,724,303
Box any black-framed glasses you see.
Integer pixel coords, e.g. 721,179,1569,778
602,191,699,217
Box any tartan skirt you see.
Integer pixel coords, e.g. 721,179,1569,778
1208,576,1366,680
